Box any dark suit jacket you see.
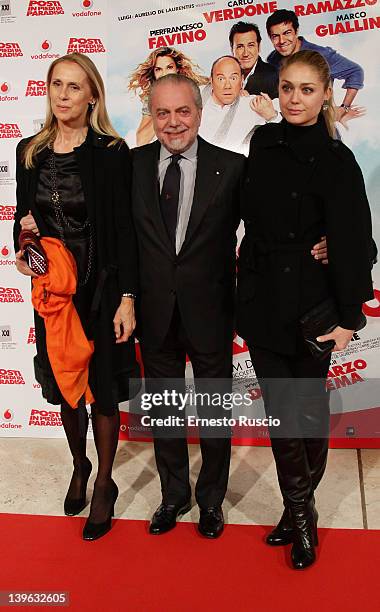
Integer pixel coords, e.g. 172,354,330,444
132,136,245,352
14,128,139,410
244,56,278,99
237,118,374,355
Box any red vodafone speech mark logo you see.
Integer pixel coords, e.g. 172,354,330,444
82,0,92,7
1,82,10,93
1,245,10,258
41,40,51,51
3,409,13,421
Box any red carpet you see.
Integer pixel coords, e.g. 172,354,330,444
1,514,379,611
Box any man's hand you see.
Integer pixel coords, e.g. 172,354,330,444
250,93,277,121
311,236,328,264
338,105,366,128
15,250,38,277
317,326,354,352
20,210,40,236
113,297,136,343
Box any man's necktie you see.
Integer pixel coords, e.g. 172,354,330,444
160,154,182,246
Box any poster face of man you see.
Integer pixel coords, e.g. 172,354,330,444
232,30,260,75
212,57,243,106
269,22,300,57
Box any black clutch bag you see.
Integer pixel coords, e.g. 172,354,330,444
300,297,366,360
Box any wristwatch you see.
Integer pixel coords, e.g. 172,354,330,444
340,103,351,113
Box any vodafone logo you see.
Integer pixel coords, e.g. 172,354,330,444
0,205,16,220
25,79,47,97
67,37,105,54
72,1,101,17
0,287,24,302
1,408,22,429
0,123,22,139
0,245,10,259
30,40,59,61
0,82,18,102
27,327,36,344
3,409,13,422
27,1,64,16
0,369,25,384
0,42,23,58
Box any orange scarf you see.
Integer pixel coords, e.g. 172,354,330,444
32,237,94,408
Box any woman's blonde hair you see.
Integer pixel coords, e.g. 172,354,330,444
279,50,337,138
128,46,209,102
22,52,122,168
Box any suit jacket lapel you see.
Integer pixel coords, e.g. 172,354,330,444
181,137,223,249
135,140,174,255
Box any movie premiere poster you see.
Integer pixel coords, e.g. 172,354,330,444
0,0,379,443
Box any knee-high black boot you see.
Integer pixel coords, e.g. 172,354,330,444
82,406,120,541
60,400,92,516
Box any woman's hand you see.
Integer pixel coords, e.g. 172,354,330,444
250,93,277,121
239,89,249,97
317,326,354,352
113,297,136,343
311,236,328,264
20,210,40,236
15,250,38,277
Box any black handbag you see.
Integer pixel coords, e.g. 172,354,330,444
300,297,366,360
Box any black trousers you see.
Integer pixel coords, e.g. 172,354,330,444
141,305,232,509
249,344,331,505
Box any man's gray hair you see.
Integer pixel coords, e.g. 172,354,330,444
148,73,203,113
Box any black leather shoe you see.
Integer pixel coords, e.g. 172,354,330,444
149,501,191,535
83,480,118,541
64,457,92,516
290,502,319,570
266,507,293,546
198,507,224,539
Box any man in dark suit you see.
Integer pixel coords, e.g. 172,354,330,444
229,21,278,99
131,74,245,538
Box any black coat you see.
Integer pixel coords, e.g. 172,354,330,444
132,136,245,352
244,57,279,100
14,128,140,413
236,118,374,355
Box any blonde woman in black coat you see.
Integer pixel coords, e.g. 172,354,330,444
237,50,373,569
14,53,139,541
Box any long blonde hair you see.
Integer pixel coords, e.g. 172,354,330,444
279,50,337,138
23,52,122,168
128,47,209,102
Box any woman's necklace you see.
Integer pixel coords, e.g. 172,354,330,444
48,142,93,287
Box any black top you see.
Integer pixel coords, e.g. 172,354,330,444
35,150,91,285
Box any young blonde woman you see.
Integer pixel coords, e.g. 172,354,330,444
14,53,139,541
237,50,374,569
128,46,209,145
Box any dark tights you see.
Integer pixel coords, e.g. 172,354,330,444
61,401,120,523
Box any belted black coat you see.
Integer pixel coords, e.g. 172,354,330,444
236,117,374,355
14,128,140,413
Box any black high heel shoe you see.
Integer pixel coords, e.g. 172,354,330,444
290,501,319,570
64,457,92,516
82,480,119,541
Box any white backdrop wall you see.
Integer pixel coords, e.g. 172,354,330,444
1,0,380,443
